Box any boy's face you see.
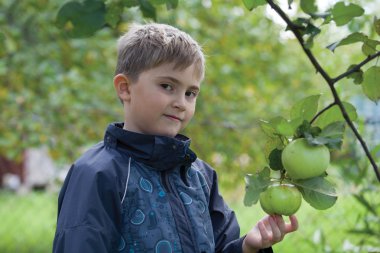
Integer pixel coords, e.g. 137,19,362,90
115,63,201,137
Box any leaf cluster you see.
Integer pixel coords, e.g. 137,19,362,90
242,0,380,212
56,0,178,37
244,95,355,211
244,0,380,104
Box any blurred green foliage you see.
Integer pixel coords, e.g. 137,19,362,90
0,0,378,188
0,0,119,161
1,0,379,252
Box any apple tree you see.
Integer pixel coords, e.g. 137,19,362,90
242,0,379,217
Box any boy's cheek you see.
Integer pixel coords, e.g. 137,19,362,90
189,108,196,119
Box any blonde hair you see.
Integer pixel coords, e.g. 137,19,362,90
115,23,205,82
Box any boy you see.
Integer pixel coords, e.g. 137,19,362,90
53,23,298,253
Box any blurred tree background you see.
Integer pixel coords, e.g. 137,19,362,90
0,0,379,252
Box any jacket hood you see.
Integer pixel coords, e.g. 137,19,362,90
104,122,197,171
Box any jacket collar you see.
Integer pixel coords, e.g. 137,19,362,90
104,122,197,171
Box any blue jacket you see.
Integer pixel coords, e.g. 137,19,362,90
53,123,273,253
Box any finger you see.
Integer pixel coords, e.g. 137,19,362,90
285,215,299,233
258,220,270,244
261,216,272,231
273,215,286,234
268,215,283,242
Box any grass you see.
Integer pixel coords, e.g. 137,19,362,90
0,187,378,253
0,191,57,253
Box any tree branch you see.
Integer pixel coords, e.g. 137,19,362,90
332,51,380,83
266,0,380,182
266,0,333,84
310,102,336,124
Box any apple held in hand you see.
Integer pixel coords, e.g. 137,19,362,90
282,138,330,180
259,183,302,216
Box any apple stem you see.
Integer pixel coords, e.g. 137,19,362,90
280,169,286,182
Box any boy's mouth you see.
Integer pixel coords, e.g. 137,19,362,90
164,114,182,122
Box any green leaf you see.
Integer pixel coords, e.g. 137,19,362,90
300,0,317,14
273,116,296,137
264,137,286,162
242,0,266,11
346,64,363,84
331,2,364,26
139,0,157,20
300,187,337,210
303,23,321,49
305,23,321,37
292,17,309,29
105,0,123,28
260,116,296,138
306,121,345,150
294,176,337,196
295,177,338,210
124,0,139,7
314,102,358,128
362,66,380,103
322,14,333,25
295,120,322,139
310,12,330,20
56,0,106,38
165,0,178,9
290,94,320,121
362,39,380,56
244,167,271,206
326,32,367,52
260,119,277,138
375,16,380,36
268,148,284,171
289,117,305,135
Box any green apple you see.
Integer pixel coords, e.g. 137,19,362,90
259,183,302,216
282,138,330,180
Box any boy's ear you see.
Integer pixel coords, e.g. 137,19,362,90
113,74,131,103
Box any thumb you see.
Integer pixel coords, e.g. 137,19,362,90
285,215,299,233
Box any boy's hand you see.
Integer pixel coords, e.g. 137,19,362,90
242,215,298,253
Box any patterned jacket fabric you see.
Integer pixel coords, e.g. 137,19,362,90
53,122,273,253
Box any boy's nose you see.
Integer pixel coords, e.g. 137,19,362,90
173,95,186,110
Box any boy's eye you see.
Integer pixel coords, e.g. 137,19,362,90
185,90,198,98
161,83,173,91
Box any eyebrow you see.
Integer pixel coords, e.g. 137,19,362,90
157,76,200,91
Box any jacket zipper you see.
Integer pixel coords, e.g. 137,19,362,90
160,170,199,253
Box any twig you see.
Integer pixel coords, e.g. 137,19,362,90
266,0,333,84
310,102,336,124
266,0,380,182
332,51,380,83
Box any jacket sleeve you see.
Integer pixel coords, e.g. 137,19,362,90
198,160,273,253
53,163,122,253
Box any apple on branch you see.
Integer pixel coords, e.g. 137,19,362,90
281,138,330,180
